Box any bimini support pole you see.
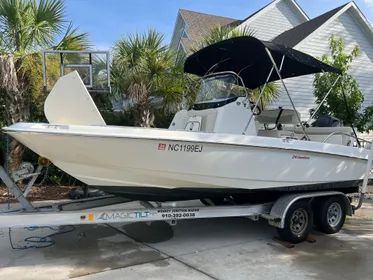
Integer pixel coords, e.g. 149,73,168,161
242,66,274,134
306,75,341,124
354,141,373,210
265,48,309,140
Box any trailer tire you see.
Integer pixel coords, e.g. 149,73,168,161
277,200,313,244
314,196,346,234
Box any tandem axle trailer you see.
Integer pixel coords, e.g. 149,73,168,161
0,139,372,244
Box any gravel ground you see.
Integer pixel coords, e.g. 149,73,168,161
0,184,76,203
347,185,373,199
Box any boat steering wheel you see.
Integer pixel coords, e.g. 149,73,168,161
250,101,262,115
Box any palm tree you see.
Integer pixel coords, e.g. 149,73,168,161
191,25,280,109
190,25,256,52
112,28,189,127
0,0,90,170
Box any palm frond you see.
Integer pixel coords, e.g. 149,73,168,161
0,0,32,52
112,28,190,116
33,0,65,33
250,82,280,109
0,0,90,54
52,21,90,50
191,24,256,53
153,73,185,112
28,0,65,47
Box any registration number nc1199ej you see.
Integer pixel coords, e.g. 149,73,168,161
158,143,203,153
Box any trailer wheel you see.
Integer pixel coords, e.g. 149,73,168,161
314,196,346,234
277,200,313,244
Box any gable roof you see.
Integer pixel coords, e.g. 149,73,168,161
348,1,373,45
239,1,274,23
179,9,239,51
175,0,310,53
272,3,349,47
238,0,309,27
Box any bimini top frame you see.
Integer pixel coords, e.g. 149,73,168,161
184,36,342,138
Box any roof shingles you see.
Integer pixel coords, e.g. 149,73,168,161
179,9,238,52
272,3,349,47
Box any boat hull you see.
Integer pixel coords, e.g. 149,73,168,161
3,123,370,201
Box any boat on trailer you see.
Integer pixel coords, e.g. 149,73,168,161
3,37,373,244
2,36,372,203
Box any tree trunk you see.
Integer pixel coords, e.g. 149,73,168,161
128,81,154,127
0,55,30,171
134,102,154,127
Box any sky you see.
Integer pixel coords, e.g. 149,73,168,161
63,0,373,50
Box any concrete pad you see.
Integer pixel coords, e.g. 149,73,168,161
109,199,276,256
120,218,275,257
342,217,373,239
0,224,166,279
177,231,373,280
352,205,373,221
74,258,213,280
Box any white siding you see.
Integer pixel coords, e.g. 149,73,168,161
237,0,306,41
270,8,373,122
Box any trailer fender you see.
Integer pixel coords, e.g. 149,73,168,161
267,191,352,229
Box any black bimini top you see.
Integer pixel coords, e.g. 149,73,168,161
184,36,342,89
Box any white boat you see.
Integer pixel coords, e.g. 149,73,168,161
2,36,371,202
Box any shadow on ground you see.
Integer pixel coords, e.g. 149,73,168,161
1,224,168,278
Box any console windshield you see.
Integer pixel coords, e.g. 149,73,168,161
195,74,246,104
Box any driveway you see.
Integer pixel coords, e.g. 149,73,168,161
0,200,373,280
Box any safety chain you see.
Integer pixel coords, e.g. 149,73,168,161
35,164,50,186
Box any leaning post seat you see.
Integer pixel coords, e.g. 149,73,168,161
292,126,354,146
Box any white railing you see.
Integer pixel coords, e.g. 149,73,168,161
322,131,372,147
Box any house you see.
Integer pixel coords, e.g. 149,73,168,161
270,2,373,124
170,0,309,54
170,1,373,139
170,9,239,53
